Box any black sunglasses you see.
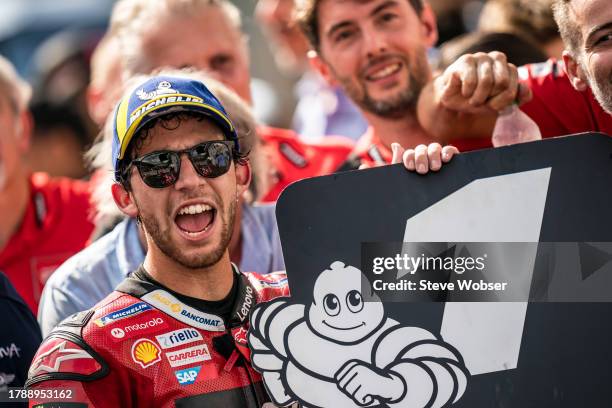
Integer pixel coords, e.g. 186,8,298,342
123,140,235,188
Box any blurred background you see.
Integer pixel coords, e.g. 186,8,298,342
0,0,559,179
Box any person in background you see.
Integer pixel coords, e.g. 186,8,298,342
0,55,94,314
26,101,90,179
478,0,564,60
295,0,527,169
0,271,41,396
256,0,368,141
416,0,612,143
113,0,354,203
437,0,562,70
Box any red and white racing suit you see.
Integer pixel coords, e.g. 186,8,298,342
26,267,289,407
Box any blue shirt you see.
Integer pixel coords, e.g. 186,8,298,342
38,203,284,337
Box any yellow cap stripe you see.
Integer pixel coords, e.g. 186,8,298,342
115,95,131,148
118,99,235,160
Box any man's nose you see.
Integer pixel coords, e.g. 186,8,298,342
173,154,206,191
362,28,388,59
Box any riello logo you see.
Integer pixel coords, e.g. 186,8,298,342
156,328,203,349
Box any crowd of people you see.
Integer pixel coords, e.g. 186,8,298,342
0,0,610,405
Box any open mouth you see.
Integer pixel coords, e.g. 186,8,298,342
322,320,365,331
365,62,402,81
174,203,216,237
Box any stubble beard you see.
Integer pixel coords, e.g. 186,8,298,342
137,195,236,270
335,53,430,119
587,71,612,115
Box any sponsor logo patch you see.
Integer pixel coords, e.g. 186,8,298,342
143,290,225,331
233,327,248,345
131,339,162,369
94,302,152,327
259,277,288,288
175,366,201,385
166,344,211,368
108,316,168,342
0,343,20,359
156,328,203,349
111,328,125,339
29,340,97,377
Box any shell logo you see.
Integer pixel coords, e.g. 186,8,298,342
131,339,162,369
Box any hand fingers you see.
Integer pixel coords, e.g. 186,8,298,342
490,51,510,96
252,352,284,371
353,388,373,407
439,71,462,104
402,148,416,171
335,360,360,382
391,143,405,165
427,143,442,171
487,63,519,111
248,333,269,351
338,367,359,390
343,374,362,397
441,145,459,163
459,55,478,98
517,82,533,105
470,55,494,106
413,144,429,174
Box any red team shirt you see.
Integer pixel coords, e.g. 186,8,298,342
519,59,612,137
0,173,94,313
258,126,354,201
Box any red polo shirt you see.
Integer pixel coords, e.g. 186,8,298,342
0,173,94,313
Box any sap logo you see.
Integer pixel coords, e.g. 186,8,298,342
94,303,151,327
175,366,201,385
156,328,202,349
180,310,221,327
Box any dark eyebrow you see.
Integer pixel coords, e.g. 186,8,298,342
586,21,612,46
326,0,400,41
327,20,354,41
370,0,399,18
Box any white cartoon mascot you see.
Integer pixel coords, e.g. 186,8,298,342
249,261,469,407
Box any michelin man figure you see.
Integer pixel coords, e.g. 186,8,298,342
249,261,469,408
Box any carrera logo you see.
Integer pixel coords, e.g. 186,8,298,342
175,366,201,385
131,339,162,369
94,302,152,327
166,344,211,368
156,328,203,350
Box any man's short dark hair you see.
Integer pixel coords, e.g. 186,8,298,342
295,0,425,50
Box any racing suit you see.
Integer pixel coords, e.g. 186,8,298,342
26,266,289,407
